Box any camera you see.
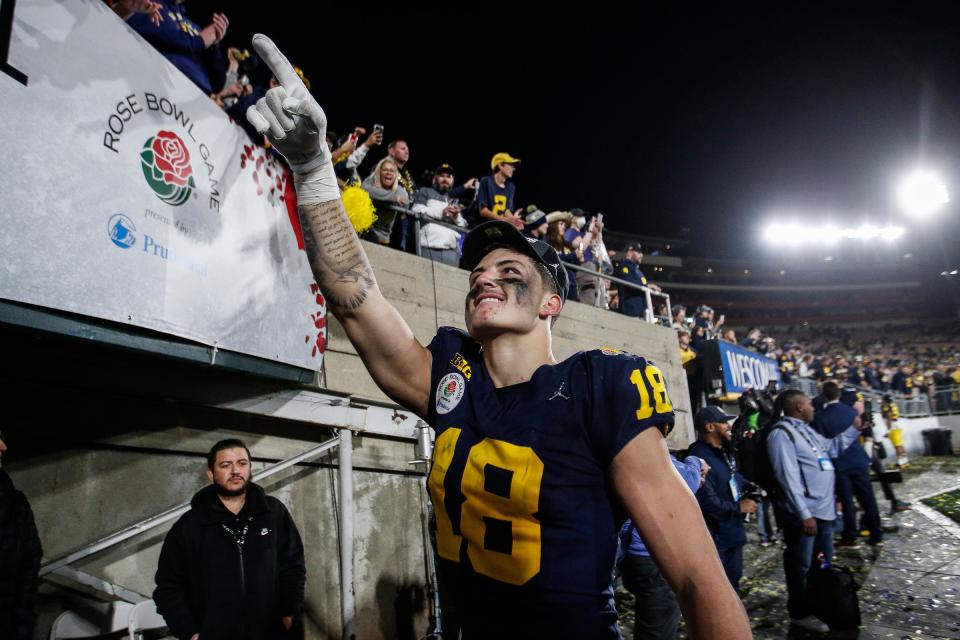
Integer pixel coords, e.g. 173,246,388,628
742,482,766,502
861,399,874,428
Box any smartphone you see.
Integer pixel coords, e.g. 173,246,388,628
373,123,384,135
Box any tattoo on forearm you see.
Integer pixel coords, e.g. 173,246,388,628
300,201,376,312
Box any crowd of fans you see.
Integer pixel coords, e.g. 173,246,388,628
676,310,960,413
111,0,960,412
7,7,960,637
107,0,648,308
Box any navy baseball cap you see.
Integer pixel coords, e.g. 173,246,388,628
461,220,569,304
695,405,737,430
523,206,547,232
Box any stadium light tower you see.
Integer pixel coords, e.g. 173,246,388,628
897,170,949,216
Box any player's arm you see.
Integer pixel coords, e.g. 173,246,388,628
246,35,431,416
610,429,752,640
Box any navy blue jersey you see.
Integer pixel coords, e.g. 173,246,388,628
425,327,675,637
473,175,516,222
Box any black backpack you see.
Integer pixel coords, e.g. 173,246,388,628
753,422,810,500
806,563,861,630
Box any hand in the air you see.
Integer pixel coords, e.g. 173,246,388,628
246,34,329,173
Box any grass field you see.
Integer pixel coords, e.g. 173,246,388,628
922,487,960,524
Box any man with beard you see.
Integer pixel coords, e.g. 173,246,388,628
242,35,750,638
154,439,305,640
412,163,468,266
687,407,756,593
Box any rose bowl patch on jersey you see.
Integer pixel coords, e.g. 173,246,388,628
436,373,466,414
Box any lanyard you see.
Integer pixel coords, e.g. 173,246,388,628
788,420,823,456
722,450,737,474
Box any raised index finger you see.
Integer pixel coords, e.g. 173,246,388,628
251,33,306,98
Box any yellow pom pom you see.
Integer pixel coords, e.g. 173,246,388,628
341,185,377,234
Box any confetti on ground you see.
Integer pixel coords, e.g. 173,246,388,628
615,456,960,639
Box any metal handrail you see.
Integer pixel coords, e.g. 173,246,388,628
39,436,341,576
384,204,669,322
783,379,960,418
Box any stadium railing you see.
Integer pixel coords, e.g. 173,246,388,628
782,377,819,398
390,206,672,324
782,379,959,418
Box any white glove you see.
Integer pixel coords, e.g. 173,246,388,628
246,34,338,204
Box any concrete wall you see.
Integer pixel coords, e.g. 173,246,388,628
937,415,960,452
867,411,959,456
9,389,428,640
6,240,693,640
898,414,959,456
324,242,695,447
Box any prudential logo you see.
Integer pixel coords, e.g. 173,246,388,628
108,213,137,249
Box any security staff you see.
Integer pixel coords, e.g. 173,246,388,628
618,243,659,318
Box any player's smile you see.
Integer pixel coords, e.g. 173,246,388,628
475,291,505,306
466,251,538,329
469,285,508,321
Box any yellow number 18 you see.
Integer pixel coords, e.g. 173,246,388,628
427,430,545,586
629,364,673,420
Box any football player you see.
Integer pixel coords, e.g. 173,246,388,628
246,34,750,639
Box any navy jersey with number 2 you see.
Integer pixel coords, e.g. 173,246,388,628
425,327,675,638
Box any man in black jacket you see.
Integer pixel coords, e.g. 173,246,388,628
0,431,42,640
687,407,756,594
154,439,306,640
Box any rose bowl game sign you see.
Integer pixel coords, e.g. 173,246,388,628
0,0,326,370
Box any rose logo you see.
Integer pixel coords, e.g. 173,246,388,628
140,130,196,206
444,380,457,397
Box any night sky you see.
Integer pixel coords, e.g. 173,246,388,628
194,2,960,263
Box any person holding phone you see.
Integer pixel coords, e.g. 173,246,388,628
337,126,383,181
412,164,467,266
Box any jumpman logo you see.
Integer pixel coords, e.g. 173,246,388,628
548,382,570,401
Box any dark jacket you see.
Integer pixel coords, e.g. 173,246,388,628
811,402,868,473
154,482,306,640
0,470,43,640
617,259,648,317
127,0,226,95
687,441,747,549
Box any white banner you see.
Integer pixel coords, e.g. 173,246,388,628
0,0,327,370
